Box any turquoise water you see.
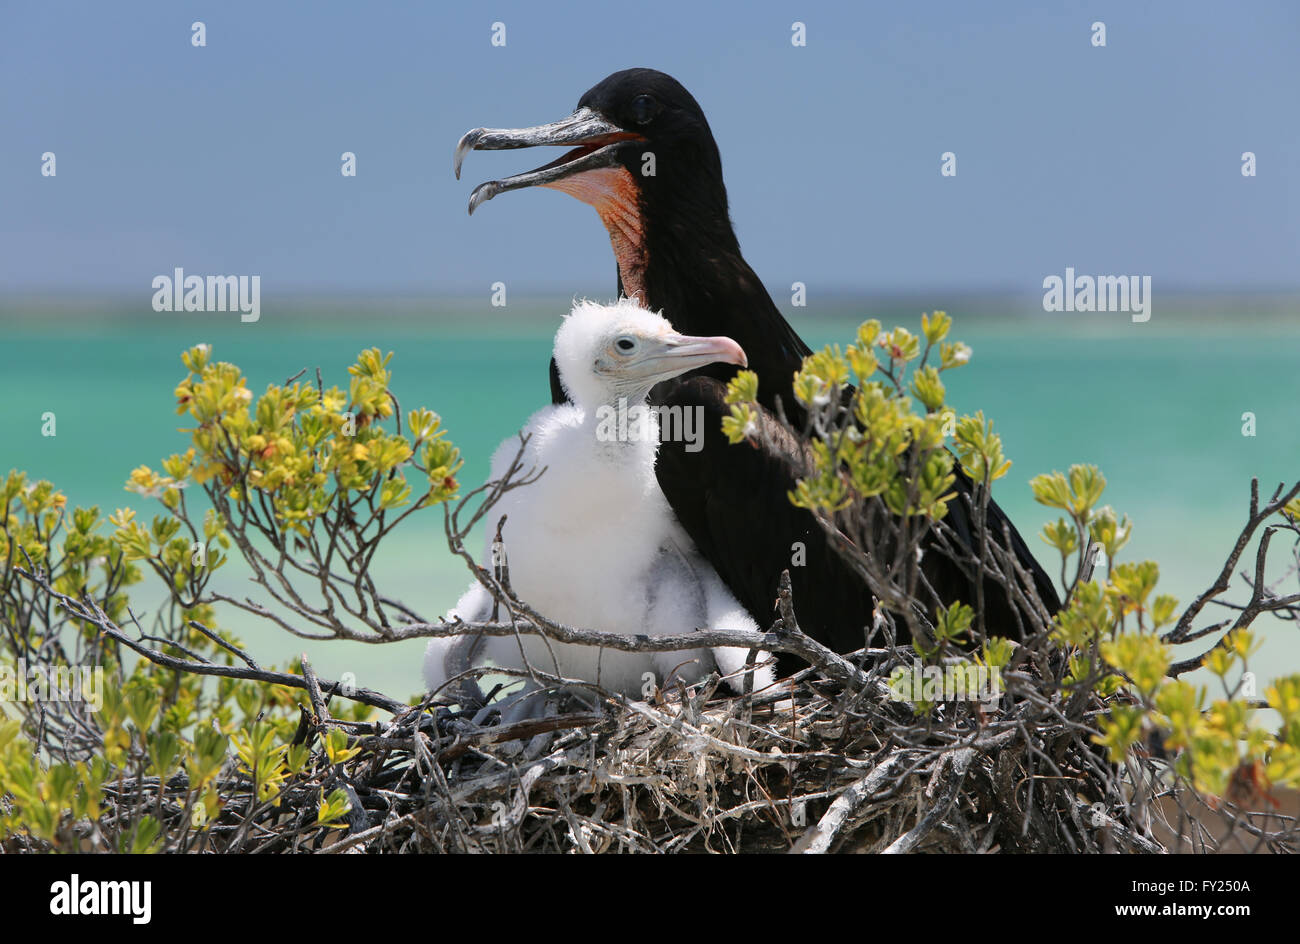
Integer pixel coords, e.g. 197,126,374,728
2,296,1298,697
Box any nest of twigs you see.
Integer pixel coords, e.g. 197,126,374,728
12,653,1148,855
273,660,1299,853
332,658,1152,853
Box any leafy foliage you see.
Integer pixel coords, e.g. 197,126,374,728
0,345,460,851
725,310,1300,835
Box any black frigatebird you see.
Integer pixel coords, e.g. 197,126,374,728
455,68,1061,668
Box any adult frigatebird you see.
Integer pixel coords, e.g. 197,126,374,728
455,68,1060,666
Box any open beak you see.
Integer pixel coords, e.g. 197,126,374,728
633,333,748,385
455,107,645,215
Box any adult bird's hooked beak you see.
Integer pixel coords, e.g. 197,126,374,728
455,107,645,215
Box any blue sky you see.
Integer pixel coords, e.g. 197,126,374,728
2,0,1297,295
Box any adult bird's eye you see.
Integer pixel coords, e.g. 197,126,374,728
630,94,657,125
615,336,637,353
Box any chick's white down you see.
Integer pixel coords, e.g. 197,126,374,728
424,298,774,709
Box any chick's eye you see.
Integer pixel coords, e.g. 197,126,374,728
615,337,637,353
630,94,657,125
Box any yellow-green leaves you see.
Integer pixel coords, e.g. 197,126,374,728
844,320,884,382
128,346,465,564
232,722,291,806
877,326,920,363
187,725,230,791
789,439,851,513
0,718,119,847
1266,745,1300,790
979,636,1015,671
323,728,361,766
1031,465,1105,517
1088,506,1132,561
1068,465,1106,513
1268,676,1300,751
1087,610,1299,798
847,342,879,381
917,601,973,658
0,474,57,566
147,731,182,782
286,743,311,777
721,369,761,444
855,319,881,348
1107,561,1160,623
0,641,383,847
953,411,1011,484
124,679,162,733
904,448,956,520
1096,705,1146,763
1224,629,1260,662
1257,694,1297,834
1138,669,1300,797
792,345,850,409
939,341,972,370
1052,580,1109,648
759,314,971,524
407,407,442,444
317,788,352,826
921,310,951,345
403,408,462,503
348,347,395,421
423,437,463,504
1045,585,1097,650
1052,556,1176,648
724,368,759,406
1150,594,1178,630
1031,465,1134,593
1041,518,1079,557
1155,680,1203,749
120,816,162,855
174,358,250,430
0,719,21,754
1101,632,1171,697
910,365,945,412
181,342,212,373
